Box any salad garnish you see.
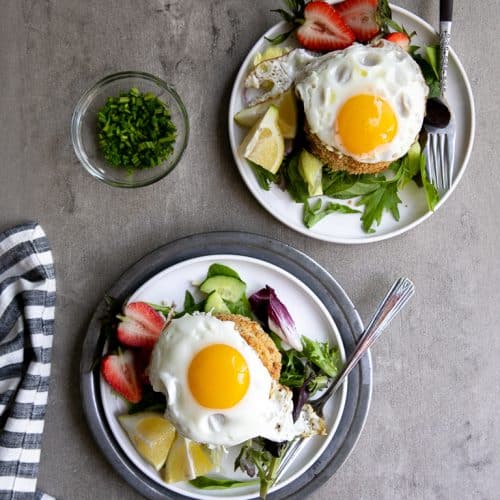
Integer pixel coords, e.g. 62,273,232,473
236,0,443,233
98,263,343,498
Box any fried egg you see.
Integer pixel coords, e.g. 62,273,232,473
295,42,428,163
245,42,428,164
148,313,324,447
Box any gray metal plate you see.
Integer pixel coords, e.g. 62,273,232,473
80,231,372,499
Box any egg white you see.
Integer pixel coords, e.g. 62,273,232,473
149,313,308,446
295,41,428,163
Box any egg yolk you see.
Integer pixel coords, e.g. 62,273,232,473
336,94,398,155
188,344,250,409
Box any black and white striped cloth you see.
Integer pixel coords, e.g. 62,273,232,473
0,223,55,500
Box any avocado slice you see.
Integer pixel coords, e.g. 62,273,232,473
299,149,323,196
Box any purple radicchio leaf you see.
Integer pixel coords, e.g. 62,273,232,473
249,286,271,325
249,286,303,351
267,287,303,351
292,379,311,422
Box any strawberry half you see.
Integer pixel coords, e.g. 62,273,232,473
123,302,166,335
384,31,410,50
117,318,161,349
296,1,355,52
335,0,380,42
101,350,142,403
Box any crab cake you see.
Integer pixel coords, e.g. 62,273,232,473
305,125,390,175
216,313,281,380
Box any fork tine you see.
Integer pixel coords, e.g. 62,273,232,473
438,133,446,190
445,133,455,189
431,134,440,189
425,136,434,186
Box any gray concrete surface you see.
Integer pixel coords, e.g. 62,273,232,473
1,0,498,499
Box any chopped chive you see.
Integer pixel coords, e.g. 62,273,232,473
96,88,177,170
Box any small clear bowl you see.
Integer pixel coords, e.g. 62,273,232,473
71,71,189,188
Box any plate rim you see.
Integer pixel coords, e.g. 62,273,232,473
227,4,476,244
99,253,349,498
80,231,373,499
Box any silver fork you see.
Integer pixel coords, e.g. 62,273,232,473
424,0,456,193
274,277,415,483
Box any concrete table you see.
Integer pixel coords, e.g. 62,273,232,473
1,0,498,498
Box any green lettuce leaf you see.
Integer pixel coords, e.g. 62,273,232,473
303,199,360,228
189,476,259,490
301,336,342,378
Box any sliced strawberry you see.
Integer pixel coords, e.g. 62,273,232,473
117,318,161,348
123,302,166,335
101,350,142,403
384,31,410,50
335,0,379,42
296,1,355,52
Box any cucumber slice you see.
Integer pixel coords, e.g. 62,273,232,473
204,291,231,314
199,276,246,302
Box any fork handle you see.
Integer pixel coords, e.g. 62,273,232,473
439,0,453,98
274,278,415,483
314,277,415,408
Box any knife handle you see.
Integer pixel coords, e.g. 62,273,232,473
440,0,453,22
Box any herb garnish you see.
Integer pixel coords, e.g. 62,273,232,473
97,87,176,169
276,140,438,232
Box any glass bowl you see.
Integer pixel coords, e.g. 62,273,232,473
71,71,189,188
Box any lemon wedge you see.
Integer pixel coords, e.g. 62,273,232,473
234,89,298,139
118,412,176,471
253,46,290,67
239,105,284,174
163,434,215,483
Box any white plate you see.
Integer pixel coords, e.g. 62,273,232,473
228,5,475,244
100,254,347,499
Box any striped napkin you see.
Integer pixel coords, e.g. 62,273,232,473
0,223,55,500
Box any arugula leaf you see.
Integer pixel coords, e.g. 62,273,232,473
357,179,401,233
283,152,309,203
322,170,357,196
323,170,382,199
395,141,422,188
189,476,259,490
128,385,166,414
410,45,441,99
206,263,241,279
248,160,278,191
180,291,204,315
235,439,283,498
146,302,172,316
226,294,253,319
301,336,342,378
425,45,440,79
376,0,393,29
420,152,440,211
279,348,307,387
303,199,360,228
266,0,306,45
